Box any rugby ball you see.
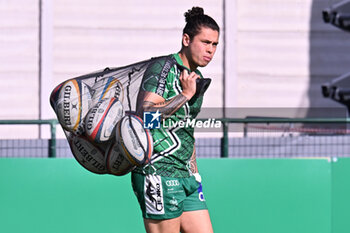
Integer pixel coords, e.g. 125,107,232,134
49,82,63,110
91,77,124,106
55,79,92,133
106,142,135,176
85,98,124,143
116,115,153,167
68,135,108,174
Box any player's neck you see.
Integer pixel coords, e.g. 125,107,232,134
178,50,197,71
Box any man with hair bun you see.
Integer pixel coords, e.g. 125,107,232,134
132,6,219,233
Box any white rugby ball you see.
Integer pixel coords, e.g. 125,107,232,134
50,82,63,110
106,142,135,176
55,79,92,133
69,135,107,174
91,77,124,106
85,98,124,143
116,115,153,167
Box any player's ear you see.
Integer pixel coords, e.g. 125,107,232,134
182,33,191,47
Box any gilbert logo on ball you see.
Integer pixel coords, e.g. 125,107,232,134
55,79,92,133
116,115,153,167
106,142,135,176
68,135,107,174
143,110,161,129
85,97,123,143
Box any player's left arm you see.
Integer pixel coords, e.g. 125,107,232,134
188,146,198,174
188,146,202,183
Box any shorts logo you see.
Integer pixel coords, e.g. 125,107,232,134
143,111,161,129
169,197,179,211
165,180,180,187
145,175,164,214
198,183,205,202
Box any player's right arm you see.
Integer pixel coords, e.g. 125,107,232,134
138,70,199,118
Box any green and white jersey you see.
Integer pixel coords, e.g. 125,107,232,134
135,53,204,178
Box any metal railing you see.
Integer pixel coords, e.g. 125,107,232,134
0,119,59,158
213,117,350,158
0,118,349,158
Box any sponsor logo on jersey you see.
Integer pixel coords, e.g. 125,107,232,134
155,57,176,96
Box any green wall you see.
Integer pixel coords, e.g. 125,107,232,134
0,157,347,233
332,158,350,233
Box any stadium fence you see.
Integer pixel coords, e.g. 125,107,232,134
0,118,349,158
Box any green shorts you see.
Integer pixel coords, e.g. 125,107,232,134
131,172,208,220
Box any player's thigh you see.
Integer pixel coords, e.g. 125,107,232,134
144,217,181,233
180,209,213,233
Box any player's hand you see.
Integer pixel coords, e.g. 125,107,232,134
180,70,200,100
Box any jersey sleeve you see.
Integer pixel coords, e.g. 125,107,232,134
141,56,176,100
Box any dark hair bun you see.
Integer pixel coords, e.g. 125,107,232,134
184,7,204,22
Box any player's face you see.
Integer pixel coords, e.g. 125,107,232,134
185,27,219,68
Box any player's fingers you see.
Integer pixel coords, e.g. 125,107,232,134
188,72,200,81
184,71,195,80
180,69,190,80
